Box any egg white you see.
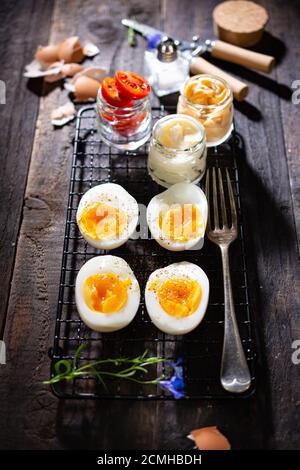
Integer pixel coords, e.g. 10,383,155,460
75,255,140,332
76,183,139,249
145,262,209,335
147,182,208,251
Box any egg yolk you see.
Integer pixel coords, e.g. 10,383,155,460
185,78,227,106
78,202,127,240
150,278,202,318
159,204,204,242
83,272,131,313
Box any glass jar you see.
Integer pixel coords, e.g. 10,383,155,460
148,114,207,188
96,89,152,151
177,74,233,147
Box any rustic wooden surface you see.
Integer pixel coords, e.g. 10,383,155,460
0,0,299,450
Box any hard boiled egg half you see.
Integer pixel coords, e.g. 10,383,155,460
77,183,139,249
145,262,209,335
75,255,140,332
147,182,208,251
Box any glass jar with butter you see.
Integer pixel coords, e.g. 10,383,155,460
147,114,207,188
177,74,233,147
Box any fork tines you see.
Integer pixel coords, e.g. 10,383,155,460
205,167,237,231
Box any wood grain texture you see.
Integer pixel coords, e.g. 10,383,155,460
260,0,300,448
267,0,300,251
0,0,299,450
227,0,300,448
0,0,55,334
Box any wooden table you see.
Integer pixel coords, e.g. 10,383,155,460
0,0,299,450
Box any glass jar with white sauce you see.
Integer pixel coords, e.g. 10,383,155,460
177,74,233,147
147,114,207,188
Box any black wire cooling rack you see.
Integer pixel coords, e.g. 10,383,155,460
49,105,256,399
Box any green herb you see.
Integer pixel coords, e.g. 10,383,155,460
44,344,166,387
127,27,137,47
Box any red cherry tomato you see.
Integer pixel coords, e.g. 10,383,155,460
101,77,133,107
115,71,151,100
113,112,147,136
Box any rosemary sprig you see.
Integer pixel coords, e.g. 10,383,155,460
44,345,166,387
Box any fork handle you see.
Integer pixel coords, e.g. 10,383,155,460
220,245,251,393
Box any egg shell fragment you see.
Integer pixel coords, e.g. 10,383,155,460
44,61,65,83
35,44,60,65
51,102,76,127
62,63,84,77
73,76,101,101
58,36,85,63
189,426,231,450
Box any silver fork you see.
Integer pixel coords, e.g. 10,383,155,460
205,167,251,393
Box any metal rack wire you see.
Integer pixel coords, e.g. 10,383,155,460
49,105,256,399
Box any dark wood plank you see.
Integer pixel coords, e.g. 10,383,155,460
225,0,300,449
0,0,164,450
0,0,299,451
0,0,55,335
268,0,300,250
258,0,300,448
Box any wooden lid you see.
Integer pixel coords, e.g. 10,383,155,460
213,1,269,47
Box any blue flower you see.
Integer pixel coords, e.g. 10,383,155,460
159,358,185,399
146,33,163,50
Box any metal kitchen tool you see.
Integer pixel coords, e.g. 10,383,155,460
205,167,251,393
122,19,275,101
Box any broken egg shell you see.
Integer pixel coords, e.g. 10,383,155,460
58,36,85,63
35,44,60,65
72,66,107,83
44,72,64,83
64,81,75,93
62,63,84,77
83,42,100,57
44,61,65,83
51,102,76,126
189,426,231,450
73,76,101,101
24,60,63,79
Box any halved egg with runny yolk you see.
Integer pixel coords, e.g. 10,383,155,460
76,183,139,250
83,272,131,313
78,202,127,240
150,278,202,318
145,262,209,335
147,182,208,251
75,255,140,332
159,204,204,243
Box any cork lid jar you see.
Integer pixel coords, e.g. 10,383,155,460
213,0,269,47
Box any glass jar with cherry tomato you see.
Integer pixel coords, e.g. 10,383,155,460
97,71,152,151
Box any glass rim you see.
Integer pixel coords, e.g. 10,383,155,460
181,74,232,110
97,88,148,114
151,114,206,153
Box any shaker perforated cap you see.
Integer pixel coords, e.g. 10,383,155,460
157,38,178,62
